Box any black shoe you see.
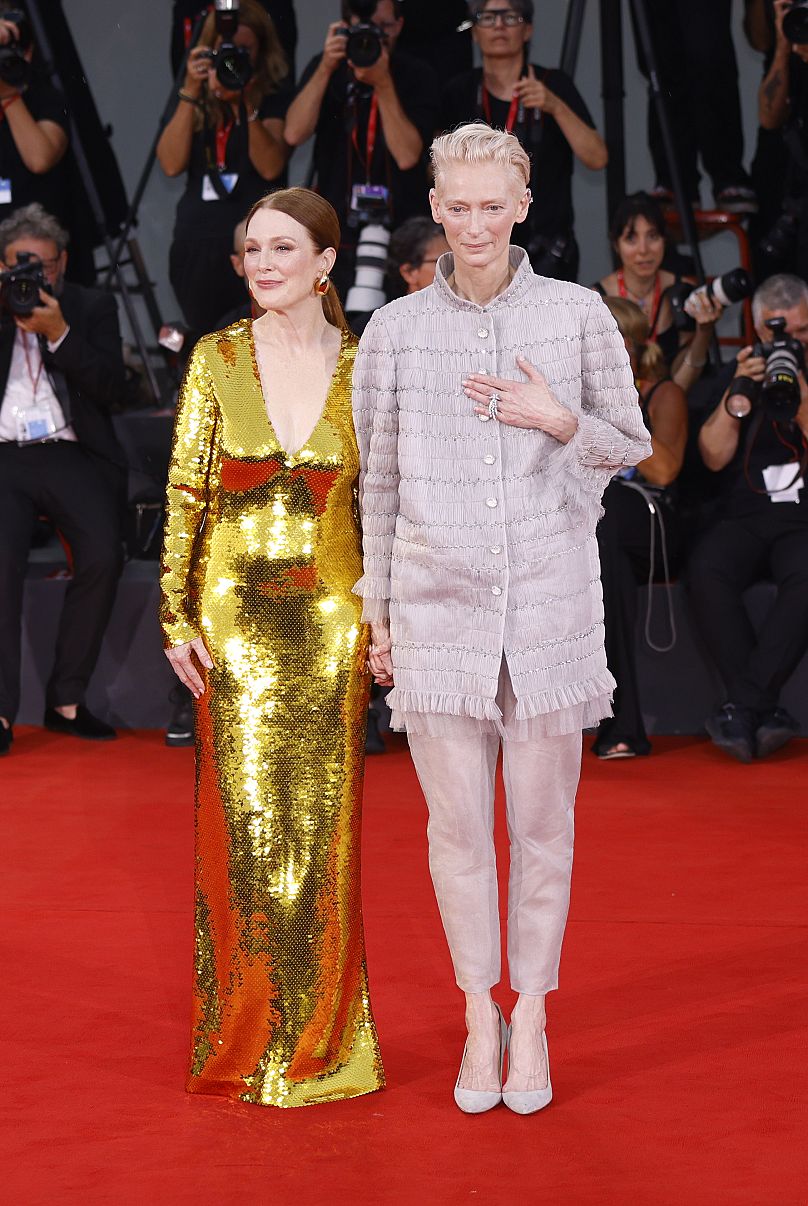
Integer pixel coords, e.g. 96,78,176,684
705,702,755,763
0,723,12,755
365,708,386,754
714,184,758,215
166,685,194,748
44,705,117,741
755,707,799,759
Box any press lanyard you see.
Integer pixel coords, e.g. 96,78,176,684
22,330,44,396
352,93,379,182
618,269,663,339
215,118,234,170
481,86,520,132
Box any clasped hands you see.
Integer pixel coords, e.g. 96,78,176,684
463,357,579,443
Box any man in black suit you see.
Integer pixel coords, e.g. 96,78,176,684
0,203,126,755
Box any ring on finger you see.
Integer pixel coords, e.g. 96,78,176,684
488,390,501,421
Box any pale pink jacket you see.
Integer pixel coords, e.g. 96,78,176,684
352,249,652,732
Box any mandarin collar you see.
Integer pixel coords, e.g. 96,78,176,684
432,245,533,312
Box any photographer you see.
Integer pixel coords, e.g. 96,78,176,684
755,0,808,279
157,0,290,338
387,215,448,296
688,273,808,762
0,12,69,229
171,1,298,81
0,203,126,756
285,1,438,292
440,0,607,282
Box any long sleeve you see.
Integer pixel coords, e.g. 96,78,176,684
351,311,400,625
159,341,219,647
557,295,653,506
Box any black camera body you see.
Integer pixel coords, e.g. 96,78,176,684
726,317,806,423
201,0,253,91
340,0,386,67
783,1,808,45
0,252,51,318
199,44,253,92
0,7,32,89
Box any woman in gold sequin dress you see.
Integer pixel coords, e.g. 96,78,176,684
159,188,384,1108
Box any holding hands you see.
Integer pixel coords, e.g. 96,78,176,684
463,358,579,443
368,623,393,687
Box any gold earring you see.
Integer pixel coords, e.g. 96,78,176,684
315,270,330,295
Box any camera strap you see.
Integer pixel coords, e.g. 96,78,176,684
351,93,379,182
743,411,808,495
202,95,248,200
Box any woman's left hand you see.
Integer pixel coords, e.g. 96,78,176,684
685,291,723,329
464,358,578,442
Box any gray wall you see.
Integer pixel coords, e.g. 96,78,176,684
62,0,766,321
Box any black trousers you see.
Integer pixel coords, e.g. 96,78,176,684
0,442,123,723
686,510,808,712
596,479,678,752
636,0,748,197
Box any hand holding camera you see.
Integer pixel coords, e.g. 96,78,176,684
14,287,67,343
0,7,30,98
182,45,213,100
320,21,349,76
726,318,806,421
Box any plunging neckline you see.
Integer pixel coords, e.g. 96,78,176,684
250,323,347,459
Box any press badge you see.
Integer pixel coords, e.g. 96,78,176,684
350,183,389,213
762,462,805,503
15,404,57,444
202,172,238,201
0,177,12,205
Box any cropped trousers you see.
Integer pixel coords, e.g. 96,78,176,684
407,665,582,996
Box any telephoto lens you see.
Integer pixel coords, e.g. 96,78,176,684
682,267,753,323
706,267,753,307
346,224,392,316
345,0,384,66
783,0,808,44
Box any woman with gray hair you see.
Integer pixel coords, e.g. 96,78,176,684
353,122,651,1113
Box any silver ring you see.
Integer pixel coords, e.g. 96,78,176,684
488,390,501,420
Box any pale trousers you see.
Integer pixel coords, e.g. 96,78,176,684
407,677,583,996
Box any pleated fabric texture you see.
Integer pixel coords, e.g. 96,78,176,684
352,248,653,737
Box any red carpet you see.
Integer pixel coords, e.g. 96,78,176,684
2,730,806,1205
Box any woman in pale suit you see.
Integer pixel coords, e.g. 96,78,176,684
353,124,651,1114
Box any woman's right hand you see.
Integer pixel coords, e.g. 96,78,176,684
165,636,214,699
183,46,212,97
368,623,394,687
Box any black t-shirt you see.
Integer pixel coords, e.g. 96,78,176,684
297,51,439,237
703,360,808,519
727,412,808,517
440,65,595,243
0,72,70,228
172,87,293,241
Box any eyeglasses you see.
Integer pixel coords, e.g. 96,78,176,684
473,9,525,27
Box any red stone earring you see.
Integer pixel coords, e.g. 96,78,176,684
315,271,330,295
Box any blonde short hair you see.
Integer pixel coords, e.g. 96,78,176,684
430,122,531,194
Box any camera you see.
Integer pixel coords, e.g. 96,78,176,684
725,316,805,422
0,252,50,318
783,1,808,45
0,8,32,89
340,0,386,68
668,267,753,331
201,0,253,91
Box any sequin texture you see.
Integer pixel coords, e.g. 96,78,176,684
160,320,384,1107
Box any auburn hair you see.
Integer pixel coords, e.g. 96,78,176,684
245,188,348,330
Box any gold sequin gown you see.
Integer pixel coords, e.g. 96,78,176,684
159,320,384,1107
